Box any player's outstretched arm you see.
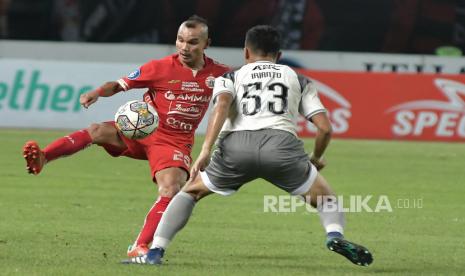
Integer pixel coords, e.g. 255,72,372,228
190,93,233,180
80,81,124,109
309,112,332,170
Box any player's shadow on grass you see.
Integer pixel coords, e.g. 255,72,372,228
165,254,422,274
368,267,422,274
164,261,315,270
164,254,313,270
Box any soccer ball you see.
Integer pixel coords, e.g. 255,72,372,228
114,100,159,139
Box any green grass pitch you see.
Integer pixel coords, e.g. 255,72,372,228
1,129,464,275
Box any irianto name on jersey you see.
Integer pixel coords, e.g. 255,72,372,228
251,72,282,79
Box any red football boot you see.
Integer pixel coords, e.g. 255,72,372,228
127,244,150,257
23,141,46,175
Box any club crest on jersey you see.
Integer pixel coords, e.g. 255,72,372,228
165,91,176,100
205,75,215,89
127,69,141,80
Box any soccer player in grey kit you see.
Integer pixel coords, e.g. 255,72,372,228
124,25,373,267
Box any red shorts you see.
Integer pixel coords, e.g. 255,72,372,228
101,122,192,180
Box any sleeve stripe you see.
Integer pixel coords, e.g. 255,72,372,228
305,109,327,120
297,73,311,94
213,90,234,104
117,79,129,91
223,70,236,83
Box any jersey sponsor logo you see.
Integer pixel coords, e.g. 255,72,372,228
166,117,193,131
168,79,181,84
298,79,352,135
168,102,202,118
176,93,211,103
127,69,141,80
252,64,280,71
164,91,176,100
181,81,204,92
387,78,465,137
164,91,211,103
205,75,215,89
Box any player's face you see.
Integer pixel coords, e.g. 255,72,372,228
176,24,209,68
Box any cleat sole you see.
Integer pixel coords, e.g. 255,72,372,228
23,141,46,175
327,238,373,266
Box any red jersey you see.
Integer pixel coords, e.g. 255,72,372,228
117,54,229,145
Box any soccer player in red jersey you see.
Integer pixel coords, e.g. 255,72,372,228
22,15,229,257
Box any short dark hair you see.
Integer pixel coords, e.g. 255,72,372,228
184,14,208,28
245,25,281,57
183,14,209,38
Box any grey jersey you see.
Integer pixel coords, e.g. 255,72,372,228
213,61,326,136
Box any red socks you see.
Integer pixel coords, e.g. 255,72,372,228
44,129,93,162
135,196,172,246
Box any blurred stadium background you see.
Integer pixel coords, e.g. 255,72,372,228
2,0,465,54
1,0,464,275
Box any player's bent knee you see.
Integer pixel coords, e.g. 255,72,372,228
158,184,181,197
182,176,211,201
87,123,107,143
303,173,335,207
87,123,118,145
87,123,100,141
155,168,188,197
